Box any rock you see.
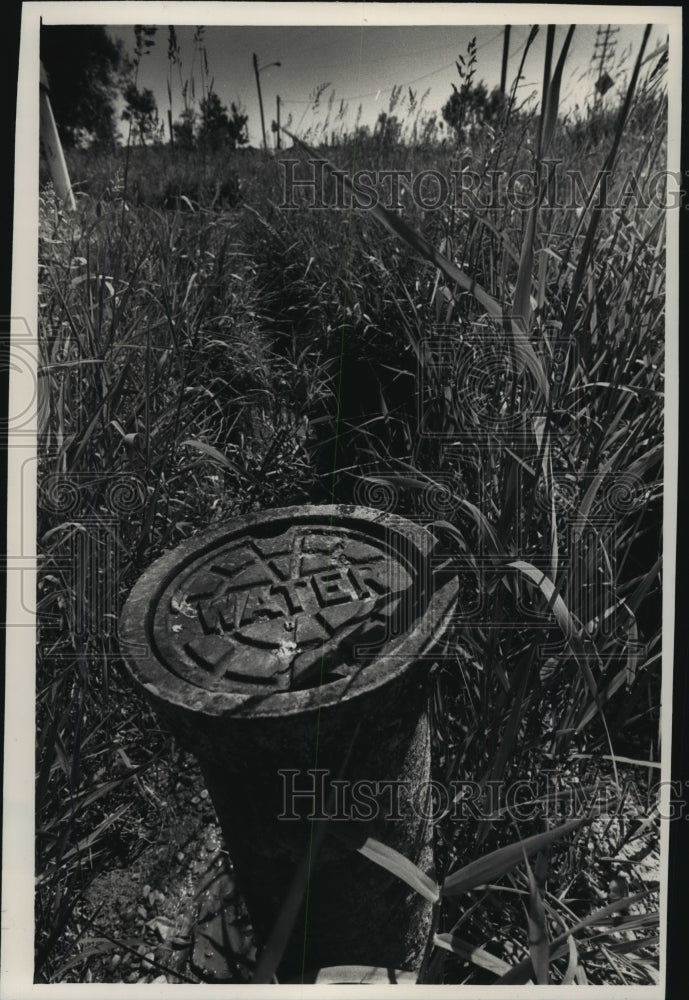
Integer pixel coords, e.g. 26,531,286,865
142,951,156,971
151,975,168,984
148,915,175,942
226,923,250,956
196,890,215,923
173,913,193,941
191,922,235,982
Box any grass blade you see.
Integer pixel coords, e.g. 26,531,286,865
561,24,653,342
561,935,579,985
442,818,589,897
180,438,262,487
357,837,440,903
497,890,655,983
524,856,549,984
507,559,600,700
434,933,510,975
283,129,502,318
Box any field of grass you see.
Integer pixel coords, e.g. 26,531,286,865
35,26,667,985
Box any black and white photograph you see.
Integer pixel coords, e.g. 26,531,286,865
2,1,683,993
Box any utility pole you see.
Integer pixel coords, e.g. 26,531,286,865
500,25,511,95
252,53,281,153
593,25,618,103
276,95,281,150
252,52,268,152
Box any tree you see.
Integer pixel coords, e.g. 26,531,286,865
122,84,161,146
441,36,506,144
375,112,402,152
40,25,126,146
172,106,197,149
227,103,249,150
197,92,228,150
442,81,505,142
197,92,249,151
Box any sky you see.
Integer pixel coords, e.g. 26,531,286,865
100,20,668,148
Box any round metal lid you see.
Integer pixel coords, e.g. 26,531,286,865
119,505,458,717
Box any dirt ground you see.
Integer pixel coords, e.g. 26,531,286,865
82,747,256,984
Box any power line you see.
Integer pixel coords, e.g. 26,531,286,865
280,29,504,106
281,63,450,105
276,29,502,76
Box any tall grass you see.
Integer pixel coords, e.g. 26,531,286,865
35,23,667,984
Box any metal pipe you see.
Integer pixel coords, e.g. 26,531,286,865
120,505,458,980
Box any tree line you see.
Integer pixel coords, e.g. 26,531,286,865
40,25,249,151
40,25,506,152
